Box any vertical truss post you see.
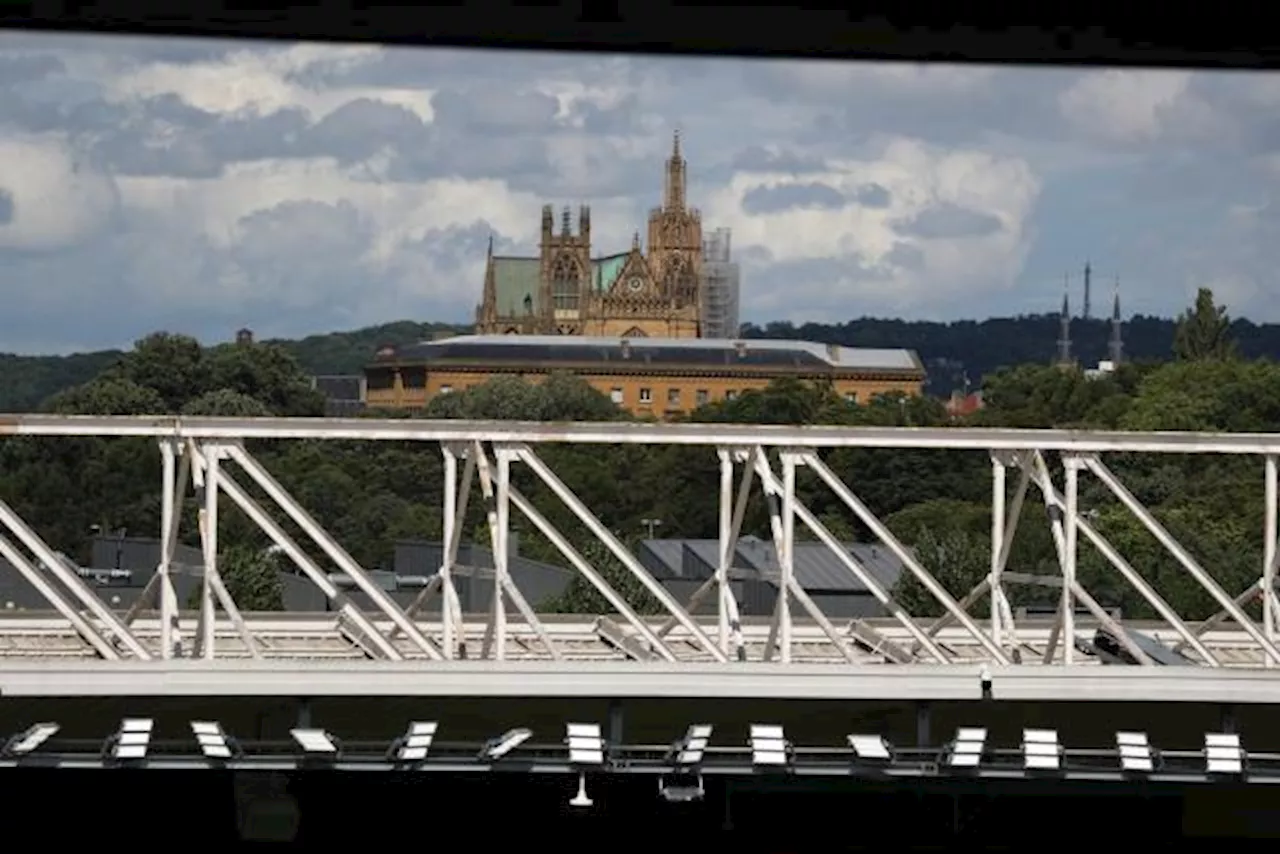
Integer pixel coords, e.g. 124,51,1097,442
653,448,748,661
1024,452,1219,666
1061,455,1081,665
776,449,796,663
0,499,151,659
196,444,219,659
1265,455,1278,661
510,444,727,663
990,454,1006,645
1084,455,1280,664
474,444,558,661
222,442,442,660
192,444,262,660
800,451,1010,665
437,442,473,658
159,440,185,658
754,450,866,664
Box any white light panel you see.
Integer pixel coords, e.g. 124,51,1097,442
290,728,338,754
1022,729,1061,770
114,718,154,760
191,721,232,759
484,728,532,760
566,723,604,765
675,724,713,765
1117,731,1154,772
847,734,891,761
397,721,438,761
1205,732,1244,774
749,724,789,766
8,723,59,755
948,727,987,768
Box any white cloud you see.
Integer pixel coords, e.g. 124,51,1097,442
0,36,1278,354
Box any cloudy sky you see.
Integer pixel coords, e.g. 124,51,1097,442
1,33,1278,354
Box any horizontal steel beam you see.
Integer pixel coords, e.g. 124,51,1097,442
0,660,986,699
1,660,1280,702
3,414,1280,454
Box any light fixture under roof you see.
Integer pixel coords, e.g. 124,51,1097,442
847,734,892,762
749,724,790,767
565,723,605,766
113,718,154,760
392,722,438,762
1021,729,1061,771
4,723,59,756
291,728,338,755
947,727,987,768
481,728,532,761
1117,731,1154,772
191,721,235,759
671,724,713,766
1204,732,1244,775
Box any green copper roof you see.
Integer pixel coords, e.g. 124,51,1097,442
591,253,629,291
491,257,541,316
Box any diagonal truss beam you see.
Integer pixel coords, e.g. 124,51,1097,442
798,450,1010,664
221,442,442,660
509,443,728,663
1083,454,1280,664
123,440,188,658
0,499,152,659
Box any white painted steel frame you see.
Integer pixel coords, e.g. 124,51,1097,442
2,415,1280,693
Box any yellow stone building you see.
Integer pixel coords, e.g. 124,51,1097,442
475,133,704,338
363,335,926,419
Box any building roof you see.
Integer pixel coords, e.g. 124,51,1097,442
378,334,924,375
488,253,631,317
637,535,906,593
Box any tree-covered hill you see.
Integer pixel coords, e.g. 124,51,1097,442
8,308,1280,411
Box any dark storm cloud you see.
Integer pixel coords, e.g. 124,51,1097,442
852,182,891,208
430,87,561,134
298,98,426,163
884,241,925,271
730,145,829,174
893,203,1003,240
0,188,13,225
742,182,847,214
0,53,64,84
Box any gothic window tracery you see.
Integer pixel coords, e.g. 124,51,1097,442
663,256,697,302
551,254,580,312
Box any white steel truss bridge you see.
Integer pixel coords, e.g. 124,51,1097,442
2,414,1280,706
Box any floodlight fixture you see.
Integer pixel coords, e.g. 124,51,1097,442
1205,732,1244,775
290,728,339,756
670,724,713,766
947,727,987,768
111,718,154,761
749,724,790,767
1117,731,1154,773
4,723,60,756
658,773,706,803
569,771,593,809
191,721,238,760
847,734,892,762
1021,729,1061,771
389,721,437,763
566,723,605,766
480,727,532,761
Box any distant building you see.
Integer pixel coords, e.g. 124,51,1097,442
310,375,366,417
363,334,926,419
945,389,984,419
637,535,907,619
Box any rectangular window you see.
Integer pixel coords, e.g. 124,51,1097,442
725,390,738,400
610,388,624,404
695,389,709,407
439,385,453,395
639,387,652,404
667,388,681,406
844,391,858,404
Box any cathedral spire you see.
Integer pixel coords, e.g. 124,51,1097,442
663,130,686,211
1108,277,1124,366
1055,278,1073,367
632,230,641,251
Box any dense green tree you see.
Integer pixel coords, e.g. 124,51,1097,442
185,545,286,611
540,539,664,615
1173,288,1237,362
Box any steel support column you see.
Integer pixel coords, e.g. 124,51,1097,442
1265,455,1278,662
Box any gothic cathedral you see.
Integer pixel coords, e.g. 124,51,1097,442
475,133,704,338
